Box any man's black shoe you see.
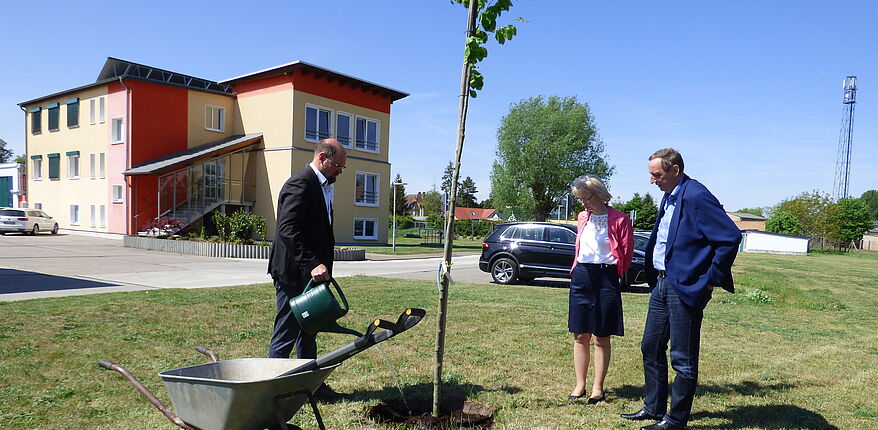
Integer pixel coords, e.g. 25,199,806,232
620,408,663,421
314,383,345,401
641,419,685,430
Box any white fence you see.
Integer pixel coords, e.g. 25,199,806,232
124,236,365,260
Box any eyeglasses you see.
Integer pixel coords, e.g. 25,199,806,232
328,157,345,170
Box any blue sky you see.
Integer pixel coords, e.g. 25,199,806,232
2,1,876,212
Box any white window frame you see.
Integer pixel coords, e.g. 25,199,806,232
304,104,333,142
89,153,96,179
99,153,105,179
112,184,124,203
70,204,80,225
90,204,96,227
33,158,42,180
89,99,96,124
355,116,380,153
99,97,105,123
335,111,353,148
353,218,379,240
99,205,106,227
354,171,380,207
68,154,80,179
111,117,124,144
205,105,224,132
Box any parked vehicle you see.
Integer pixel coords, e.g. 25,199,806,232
478,221,649,288
0,209,59,235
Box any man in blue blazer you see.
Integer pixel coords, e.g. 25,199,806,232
622,148,741,430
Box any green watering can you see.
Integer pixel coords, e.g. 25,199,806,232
290,278,362,337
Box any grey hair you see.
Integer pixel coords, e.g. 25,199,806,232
315,139,339,158
649,148,684,173
570,174,612,204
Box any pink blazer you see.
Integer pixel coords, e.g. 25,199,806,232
571,206,634,279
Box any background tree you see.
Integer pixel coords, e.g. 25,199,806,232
389,174,408,216
860,190,878,221
479,197,493,208
491,95,611,221
0,139,13,163
614,192,658,230
775,191,838,244
440,161,459,198
736,207,765,217
459,176,478,207
766,210,805,236
835,197,873,246
421,190,443,216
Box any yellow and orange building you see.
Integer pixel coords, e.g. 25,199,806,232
19,58,407,244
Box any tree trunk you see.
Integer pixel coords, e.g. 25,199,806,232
433,0,478,418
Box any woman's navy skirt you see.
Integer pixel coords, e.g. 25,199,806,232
568,263,624,337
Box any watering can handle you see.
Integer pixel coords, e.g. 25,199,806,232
304,277,350,313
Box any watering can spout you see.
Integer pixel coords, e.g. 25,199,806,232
290,278,362,337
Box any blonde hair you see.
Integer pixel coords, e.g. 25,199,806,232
570,174,611,204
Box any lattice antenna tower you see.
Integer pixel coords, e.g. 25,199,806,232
833,75,857,199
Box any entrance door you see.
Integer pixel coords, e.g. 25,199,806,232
203,160,225,201
0,176,11,207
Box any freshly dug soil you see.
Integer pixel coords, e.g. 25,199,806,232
365,397,494,429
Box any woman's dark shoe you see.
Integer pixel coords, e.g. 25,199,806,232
567,393,585,401
620,408,663,421
586,393,606,404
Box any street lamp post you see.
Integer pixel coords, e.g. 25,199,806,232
392,180,408,251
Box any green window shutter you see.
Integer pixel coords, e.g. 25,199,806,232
30,155,42,160
30,108,42,134
48,153,60,179
47,103,60,131
65,151,80,156
66,98,80,128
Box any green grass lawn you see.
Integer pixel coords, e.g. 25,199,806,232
356,236,484,255
1,252,876,429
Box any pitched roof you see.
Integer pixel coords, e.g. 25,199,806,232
454,207,497,220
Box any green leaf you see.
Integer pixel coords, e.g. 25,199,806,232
515,17,530,24
475,29,488,44
469,89,479,98
480,11,497,32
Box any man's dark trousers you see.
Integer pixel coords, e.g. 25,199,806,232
268,279,317,359
641,276,707,427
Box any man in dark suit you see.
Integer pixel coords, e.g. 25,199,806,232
622,148,741,430
267,138,346,396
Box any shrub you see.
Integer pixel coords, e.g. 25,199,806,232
212,209,267,243
143,217,185,236
387,215,415,230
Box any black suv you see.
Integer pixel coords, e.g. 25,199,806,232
479,222,649,287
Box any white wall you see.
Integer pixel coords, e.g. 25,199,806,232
0,163,24,208
742,231,810,255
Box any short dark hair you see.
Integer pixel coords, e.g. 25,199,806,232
649,148,684,173
315,139,339,158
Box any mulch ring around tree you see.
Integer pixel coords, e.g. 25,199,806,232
365,393,495,430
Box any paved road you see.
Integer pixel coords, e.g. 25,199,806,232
0,232,504,301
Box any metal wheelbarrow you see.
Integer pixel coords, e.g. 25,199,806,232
99,307,426,430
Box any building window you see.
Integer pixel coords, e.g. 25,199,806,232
111,117,124,143
353,218,378,240
66,98,79,128
67,152,80,179
29,107,42,134
90,204,96,227
89,154,96,179
99,97,105,123
112,184,124,203
48,103,60,131
32,156,42,180
48,153,60,179
355,117,380,152
205,105,224,132
34,203,42,210
355,172,379,206
99,153,105,178
305,105,332,142
99,205,106,227
336,112,353,147
89,99,96,124
70,204,80,225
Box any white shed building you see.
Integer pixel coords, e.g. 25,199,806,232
0,162,25,208
740,230,810,255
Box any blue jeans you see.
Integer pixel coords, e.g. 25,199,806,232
640,276,708,427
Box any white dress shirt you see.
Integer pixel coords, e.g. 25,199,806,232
652,183,681,271
309,163,333,225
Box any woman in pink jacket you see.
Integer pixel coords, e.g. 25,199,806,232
567,174,634,404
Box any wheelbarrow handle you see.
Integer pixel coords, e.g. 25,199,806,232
97,360,194,430
195,346,219,363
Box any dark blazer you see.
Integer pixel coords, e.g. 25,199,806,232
645,175,742,309
267,166,334,286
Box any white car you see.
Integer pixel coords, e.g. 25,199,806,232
0,208,59,235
